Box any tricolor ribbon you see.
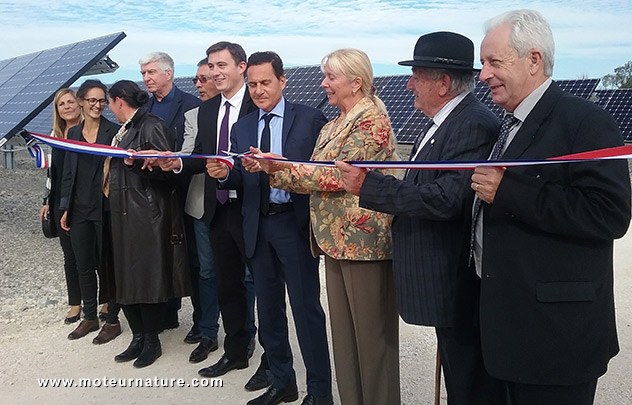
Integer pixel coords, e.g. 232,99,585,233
27,143,48,169
28,132,234,169
28,131,632,170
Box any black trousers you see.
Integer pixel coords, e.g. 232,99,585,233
122,303,164,334
209,200,251,362
69,215,101,320
54,208,81,306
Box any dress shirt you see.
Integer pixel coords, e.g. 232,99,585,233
218,84,246,199
410,91,469,161
257,98,291,204
473,78,552,276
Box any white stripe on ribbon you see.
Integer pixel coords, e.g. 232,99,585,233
29,131,632,170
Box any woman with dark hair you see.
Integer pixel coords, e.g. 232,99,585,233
40,88,82,324
106,80,190,368
59,79,121,342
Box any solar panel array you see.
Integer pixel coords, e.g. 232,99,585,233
12,61,632,144
0,32,126,141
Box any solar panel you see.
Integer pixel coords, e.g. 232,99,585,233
0,32,126,143
283,65,327,108
593,89,632,142
556,79,599,99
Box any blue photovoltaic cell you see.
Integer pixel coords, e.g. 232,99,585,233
0,32,126,141
594,89,632,142
283,65,327,108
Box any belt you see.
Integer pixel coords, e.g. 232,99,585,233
265,202,293,215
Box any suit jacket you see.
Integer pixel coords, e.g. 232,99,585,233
180,90,257,224
59,115,119,221
180,107,205,219
480,82,631,385
359,93,499,327
271,96,399,261
223,100,327,258
147,85,201,150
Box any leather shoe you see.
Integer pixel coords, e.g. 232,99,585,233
115,333,143,362
67,319,99,340
64,307,81,324
198,354,248,378
133,333,161,368
245,361,273,391
247,385,299,405
92,322,122,345
300,393,334,405
184,326,203,344
189,338,219,363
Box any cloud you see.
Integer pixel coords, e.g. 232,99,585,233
1,0,631,81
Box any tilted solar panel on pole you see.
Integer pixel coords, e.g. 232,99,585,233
0,32,126,143
594,89,632,142
556,79,600,99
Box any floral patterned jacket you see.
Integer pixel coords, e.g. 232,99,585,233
270,96,400,261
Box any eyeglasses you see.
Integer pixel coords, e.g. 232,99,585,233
192,75,210,84
83,98,108,106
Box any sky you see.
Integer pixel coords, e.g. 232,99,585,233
1,0,631,85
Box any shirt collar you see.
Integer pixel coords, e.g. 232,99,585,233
432,91,469,127
512,78,552,122
259,97,285,120
221,82,246,108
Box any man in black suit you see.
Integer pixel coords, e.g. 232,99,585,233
139,51,201,334
206,51,332,405
337,32,500,404
157,41,258,378
471,9,631,404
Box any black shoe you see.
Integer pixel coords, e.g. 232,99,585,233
198,354,248,378
189,338,219,363
247,385,299,405
115,333,144,362
133,333,162,368
245,360,273,391
300,393,334,405
184,326,203,344
247,336,256,359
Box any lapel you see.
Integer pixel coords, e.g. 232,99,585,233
502,82,563,159
164,87,182,128
282,100,295,153
95,116,115,146
118,107,148,150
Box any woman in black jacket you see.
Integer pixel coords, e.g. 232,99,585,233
106,80,190,368
40,88,82,324
59,79,120,342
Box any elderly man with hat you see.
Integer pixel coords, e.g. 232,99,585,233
337,31,501,404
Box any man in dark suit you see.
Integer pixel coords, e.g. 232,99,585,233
139,51,202,334
206,52,332,405
337,32,500,404
158,41,259,379
471,10,631,404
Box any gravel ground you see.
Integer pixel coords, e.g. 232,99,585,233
1,148,631,404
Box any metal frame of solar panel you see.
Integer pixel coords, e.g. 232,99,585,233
0,32,126,144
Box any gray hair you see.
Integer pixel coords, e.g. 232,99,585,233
138,51,175,74
422,68,475,96
484,9,555,77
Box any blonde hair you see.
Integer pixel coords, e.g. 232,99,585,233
320,48,387,114
52,89,82,139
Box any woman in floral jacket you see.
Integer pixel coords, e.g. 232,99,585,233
253,48,401,405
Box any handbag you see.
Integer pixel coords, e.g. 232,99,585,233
42,211,58,238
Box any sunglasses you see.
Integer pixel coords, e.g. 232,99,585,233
192,75,210,84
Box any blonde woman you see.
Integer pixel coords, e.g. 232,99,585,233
251,49,401,405
40,88,82,324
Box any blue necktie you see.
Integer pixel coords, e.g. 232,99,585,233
259,113,274,215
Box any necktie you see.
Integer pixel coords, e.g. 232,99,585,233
259,113,274,215
469,113,519,263
216,101,230,204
